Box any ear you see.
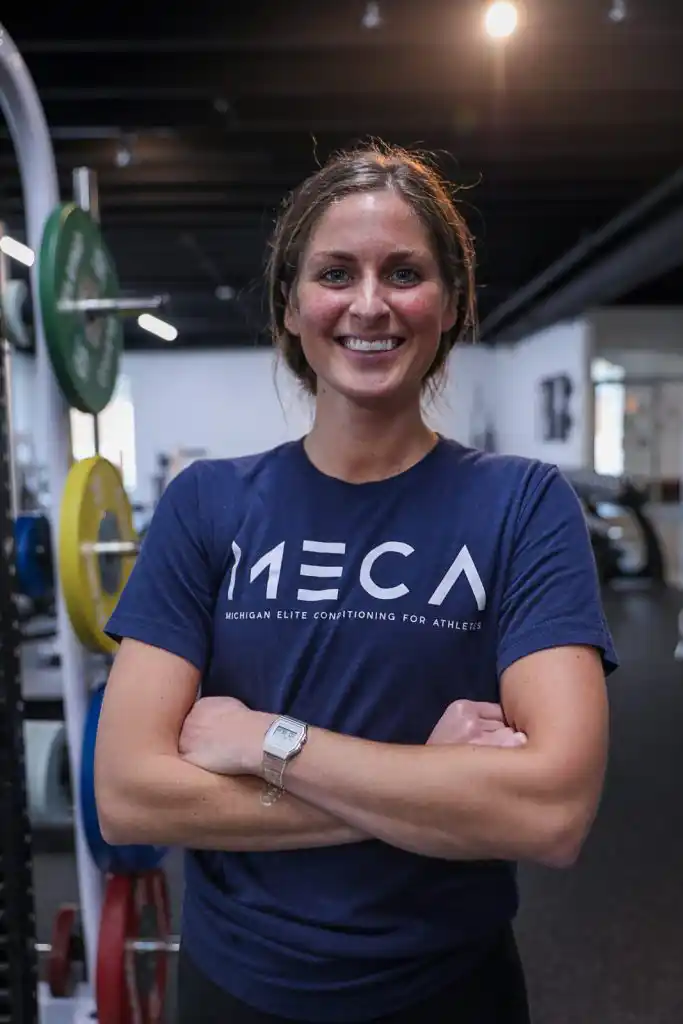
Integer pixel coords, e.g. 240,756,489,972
282,283,300,336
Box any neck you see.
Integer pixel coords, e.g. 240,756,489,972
304,390,437,483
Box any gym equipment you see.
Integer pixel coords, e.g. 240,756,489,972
2,278,33,350
59,455,138,654
37,903,179,1005
583,508,623,585
39,200,169,415
2,24,108,993
564,469,665,585
81,685,167,874
14,512,54,601
96,870,171,1024
47,905,83,999
39,203,123,415
23,720,72,828
0,138,40,1024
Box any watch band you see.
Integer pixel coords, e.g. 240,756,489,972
262,751,288,789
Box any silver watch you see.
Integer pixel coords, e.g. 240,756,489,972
262,716,308,790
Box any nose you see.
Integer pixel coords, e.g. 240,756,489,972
348,273,390,322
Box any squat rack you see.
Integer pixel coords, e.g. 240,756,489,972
0,22,103,1019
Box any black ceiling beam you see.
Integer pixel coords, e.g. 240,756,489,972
19,40,683,100
480,164,683,343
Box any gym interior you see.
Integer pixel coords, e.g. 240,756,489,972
2,2,683,1023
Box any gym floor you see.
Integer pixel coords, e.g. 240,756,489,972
30,586,683,1023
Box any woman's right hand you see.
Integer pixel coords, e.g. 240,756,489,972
426,699,527,749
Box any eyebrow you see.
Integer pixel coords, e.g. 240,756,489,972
309,248,425,262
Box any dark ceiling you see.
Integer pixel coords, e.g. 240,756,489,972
2,0,683,350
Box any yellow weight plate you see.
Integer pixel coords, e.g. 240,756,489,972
59,456,138,654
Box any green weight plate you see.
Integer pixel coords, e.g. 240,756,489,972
39,203,123,414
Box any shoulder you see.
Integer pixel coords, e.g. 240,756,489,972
158,441,301,544
169,440,301,503
438,438,565,507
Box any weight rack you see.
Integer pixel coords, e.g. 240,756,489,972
0,21,104,1018
0,261,39,1019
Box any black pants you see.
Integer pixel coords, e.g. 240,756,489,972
176,928,531,1024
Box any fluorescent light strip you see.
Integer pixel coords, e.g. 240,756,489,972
137,313,178,342
0,236,35,267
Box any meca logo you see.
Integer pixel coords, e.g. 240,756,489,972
228,540,487,610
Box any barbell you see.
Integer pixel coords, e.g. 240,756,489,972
45,871,174,1024
36,938,180,956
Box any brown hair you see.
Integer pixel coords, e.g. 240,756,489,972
266,141,477,396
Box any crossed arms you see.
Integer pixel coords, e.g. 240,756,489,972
95,637,609,868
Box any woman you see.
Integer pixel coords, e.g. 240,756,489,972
96,143,617,1024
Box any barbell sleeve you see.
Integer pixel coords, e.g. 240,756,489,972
79,540,141,556
57,295,169,316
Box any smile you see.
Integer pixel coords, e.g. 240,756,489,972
336,337,404,353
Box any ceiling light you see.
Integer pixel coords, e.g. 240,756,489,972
608,0,627,23
137,313,178,342
0,236,35,267
362,2,382,29
484,1,519,39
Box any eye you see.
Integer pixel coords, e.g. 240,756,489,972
390,267,421,286
320,267,351,285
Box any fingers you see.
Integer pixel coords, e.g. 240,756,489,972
477,718,508,732
469,729,528,748
469,702,505,721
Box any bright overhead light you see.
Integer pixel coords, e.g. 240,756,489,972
484,1,519,39
137,313,178,342
0,236,35,267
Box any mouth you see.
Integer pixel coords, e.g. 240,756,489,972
335,336,405,353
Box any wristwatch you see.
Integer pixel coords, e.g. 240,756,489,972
262,716,308,792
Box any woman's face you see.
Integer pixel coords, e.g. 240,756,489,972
285,189,456,407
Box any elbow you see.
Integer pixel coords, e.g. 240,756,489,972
94,767,153,846
97,802,139,846
534,800,596,870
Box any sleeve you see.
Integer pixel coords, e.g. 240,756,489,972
104,462,216,673
497,465,619,679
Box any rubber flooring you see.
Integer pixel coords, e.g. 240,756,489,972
31,586,683,1023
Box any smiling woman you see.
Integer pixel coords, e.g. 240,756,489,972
96,141,616,1024
268,144,476,402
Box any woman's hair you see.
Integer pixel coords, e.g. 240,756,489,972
266,141,477,397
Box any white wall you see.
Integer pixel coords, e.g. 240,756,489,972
10,349,36,442
491,319,593,469
123,349,312,506
427,344,495,447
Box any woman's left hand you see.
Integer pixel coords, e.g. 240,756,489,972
178,696,275,775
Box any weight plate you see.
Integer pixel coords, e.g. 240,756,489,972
96,870,171,1024
59,455,137,654
81,684,167,874
14,513,54,601
39,202,123,414
47,904,81,998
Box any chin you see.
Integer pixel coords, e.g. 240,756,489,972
314,343,430,406
325,373,420,409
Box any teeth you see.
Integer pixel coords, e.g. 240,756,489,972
342,338,400,352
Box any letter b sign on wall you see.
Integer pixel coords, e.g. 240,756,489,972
539,374,574,442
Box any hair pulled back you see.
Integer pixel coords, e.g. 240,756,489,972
267,141,477,396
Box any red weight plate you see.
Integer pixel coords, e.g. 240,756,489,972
96,870,171,1024
48,903,80,997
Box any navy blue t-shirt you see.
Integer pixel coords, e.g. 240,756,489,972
106,437,618,1021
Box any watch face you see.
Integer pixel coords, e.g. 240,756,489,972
275,724,300,743
266,719,305,758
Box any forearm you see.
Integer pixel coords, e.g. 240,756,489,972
282,728,588,866
95,754,367,851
